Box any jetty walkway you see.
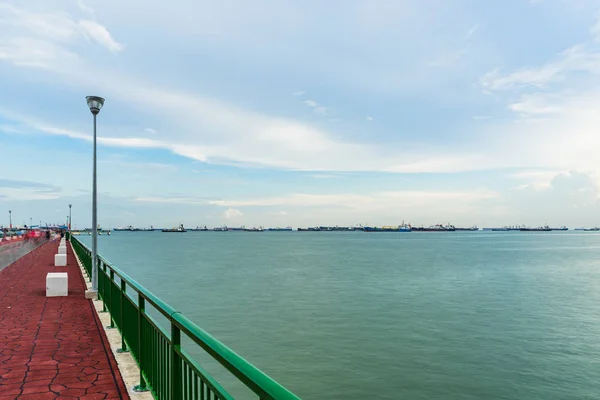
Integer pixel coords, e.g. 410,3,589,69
0,240,129,399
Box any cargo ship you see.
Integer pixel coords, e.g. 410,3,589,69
114,226,139,232
114,225,154,232
520,225,551,232
363,224,411,232
162,224,186,232
268,227,293,231
454,226,479,231
213,226,228,231
320,226,354,231
189,226,209,231
412,224,455,232
574,227,600,231
243,227,264,232
551,226,568,231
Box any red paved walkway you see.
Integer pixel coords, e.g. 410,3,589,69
0,240,129,399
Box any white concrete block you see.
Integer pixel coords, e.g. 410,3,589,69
58,246,67,255
46,272,68,297
54,253,67,267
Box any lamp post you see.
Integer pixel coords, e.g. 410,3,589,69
69,204,72,231
86,96,105,293
8,210,11,230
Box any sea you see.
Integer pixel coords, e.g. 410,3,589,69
79,231,600,400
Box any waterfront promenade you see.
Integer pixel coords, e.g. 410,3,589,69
0,240,129,399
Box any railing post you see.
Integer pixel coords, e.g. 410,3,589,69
118,279,129,353
107,270,115,329
133,296,148,392
171,322,181,400
101,262,107,313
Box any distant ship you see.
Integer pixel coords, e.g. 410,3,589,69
114,226,139,232
520,225,551,232
454,226,479,231
162,224,186,233
83,226,111,235
363,224,411,232
213,227,228,231
268,227,293,231
551,226,568,231
114,225,154,232
189,226,209,231
243,227,264,232
319,226,355,231
412,224,455,232
574,227,600,231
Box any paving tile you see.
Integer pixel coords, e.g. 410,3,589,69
0,242,129,399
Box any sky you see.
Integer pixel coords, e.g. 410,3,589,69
2,0,600,229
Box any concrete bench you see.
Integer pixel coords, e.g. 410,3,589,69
46,272,68,297
58,245,67,255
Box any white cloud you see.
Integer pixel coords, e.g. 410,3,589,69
0,187,61,201
0,2,123,70
78,19,124,53
480,44,600,91
100,160,177,172
207,189,498,209
464,24,478,40
76,0,95,18
508,169,563,191
133,189,498,211
2,90,487,173
508,94,563,115
144,128,157,134
223,208,243,220
366,116,373,121
4,0,600,182
0,0,501,175
302,99,328,116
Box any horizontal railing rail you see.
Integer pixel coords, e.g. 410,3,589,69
70,235,300,400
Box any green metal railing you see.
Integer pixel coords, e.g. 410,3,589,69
70,236,300,400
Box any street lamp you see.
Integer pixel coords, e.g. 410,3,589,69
86,95,105,294
8,210,11,230
69,204,72,231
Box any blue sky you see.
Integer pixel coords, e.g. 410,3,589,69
2,0,600,228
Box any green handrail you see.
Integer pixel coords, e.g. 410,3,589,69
70,236,300,400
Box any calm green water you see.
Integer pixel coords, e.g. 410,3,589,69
81,232,600,399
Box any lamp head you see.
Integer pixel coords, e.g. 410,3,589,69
86,96,105,115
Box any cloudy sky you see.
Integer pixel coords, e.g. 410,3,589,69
2,0,600,229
